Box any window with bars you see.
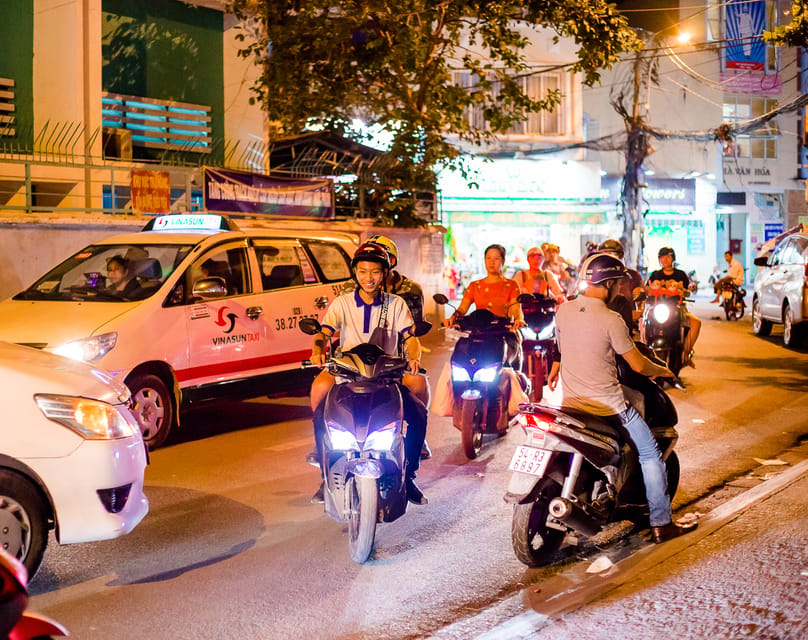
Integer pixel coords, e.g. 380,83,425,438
452,70,565,136
0,77,15,137
722,97,779,159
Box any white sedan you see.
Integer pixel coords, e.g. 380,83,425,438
0,342,148,577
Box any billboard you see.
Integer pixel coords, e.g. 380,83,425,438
204,167,334,219
724,0,766,72
130,170,170,214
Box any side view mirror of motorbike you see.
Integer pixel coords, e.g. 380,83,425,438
432,293,449,305
299,317,323,336
633,289,647,303
408,320,433,337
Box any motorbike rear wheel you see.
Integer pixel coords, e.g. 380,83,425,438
459,397,483,459
347,475,378,563
511,483,565,567
724,301,737,321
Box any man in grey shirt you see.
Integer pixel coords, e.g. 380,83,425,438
548,253,698,544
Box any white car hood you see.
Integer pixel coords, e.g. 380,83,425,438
0,299,132,348
0,341,128,405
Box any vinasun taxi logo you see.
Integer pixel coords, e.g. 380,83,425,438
212,306,260,345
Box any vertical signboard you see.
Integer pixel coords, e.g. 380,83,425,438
724,0,766,71
130,170,171,214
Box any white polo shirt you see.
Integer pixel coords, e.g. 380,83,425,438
322,289,413,354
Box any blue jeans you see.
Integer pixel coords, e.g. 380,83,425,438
618,404,671,527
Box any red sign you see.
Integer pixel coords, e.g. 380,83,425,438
131,170,171,214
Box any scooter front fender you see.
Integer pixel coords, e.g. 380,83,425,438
346,458,384,479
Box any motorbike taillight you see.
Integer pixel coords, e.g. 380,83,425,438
518,412,552,434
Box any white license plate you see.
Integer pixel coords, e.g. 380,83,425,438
508,445,551,477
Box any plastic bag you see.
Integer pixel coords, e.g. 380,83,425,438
430,361,454,417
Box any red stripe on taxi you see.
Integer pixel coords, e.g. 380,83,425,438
175,349,312,382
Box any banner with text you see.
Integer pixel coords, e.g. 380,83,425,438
724,0,766,72
130,170,170,214
204,167,334,219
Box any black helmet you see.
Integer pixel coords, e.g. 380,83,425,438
598,238,624,259
351,241,391,270
580,254,627,286
658,246,676,260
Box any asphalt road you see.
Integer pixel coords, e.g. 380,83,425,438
27,293,808,639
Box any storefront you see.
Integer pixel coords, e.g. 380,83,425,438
438,158,611,290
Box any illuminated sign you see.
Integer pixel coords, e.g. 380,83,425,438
152,214,224,231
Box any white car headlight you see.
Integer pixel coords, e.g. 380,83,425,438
652,304,672,323
35,394,139,440
49,332,118,363
473,365,498,382
327,424,359,451
365,422,399,451
451,365,471,382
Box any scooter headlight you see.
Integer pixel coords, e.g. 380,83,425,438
652,304,672,323
520,326,538,341
326,423,359,450
473,365,498,383
451,365,471,382
537,323,555,340
365,421,399,451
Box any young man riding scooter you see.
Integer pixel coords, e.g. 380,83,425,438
308,242,429,505
547,254,698,544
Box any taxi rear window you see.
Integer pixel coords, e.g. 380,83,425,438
305,241,351,282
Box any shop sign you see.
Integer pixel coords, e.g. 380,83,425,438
601,177,695,208
439,158,601,201
719,72,781,95
687,225,706,255
204,167,334,219
130,170,170,214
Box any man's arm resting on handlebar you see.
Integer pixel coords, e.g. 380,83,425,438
621,346,672,378
310,328,334,366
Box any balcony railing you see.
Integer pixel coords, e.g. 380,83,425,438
101,92,211,153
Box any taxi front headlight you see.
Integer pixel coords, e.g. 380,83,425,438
35,394,139,440
49,332,118,363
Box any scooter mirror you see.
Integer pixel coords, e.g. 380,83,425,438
432,293,449,305
299,317,323,335
409,320,432,337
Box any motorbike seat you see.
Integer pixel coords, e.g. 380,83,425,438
558,408,623,439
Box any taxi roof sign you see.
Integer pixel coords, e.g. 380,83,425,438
141,214,239,232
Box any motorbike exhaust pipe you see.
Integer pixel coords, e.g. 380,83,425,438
548,497,603,538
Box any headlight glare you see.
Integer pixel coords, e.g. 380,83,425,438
327,423,358,450
473,365,498,382
35,394,138,439
451,365,471,382
365,422,398,450
652,304,672,323
50,332,118,363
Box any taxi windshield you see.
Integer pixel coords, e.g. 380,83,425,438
14,244,192,302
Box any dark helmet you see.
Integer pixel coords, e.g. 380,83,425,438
598,238,624,259
580,253,627,286
658,246,676,260
351,241,391,270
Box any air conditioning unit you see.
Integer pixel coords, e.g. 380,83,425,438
102,127,133,160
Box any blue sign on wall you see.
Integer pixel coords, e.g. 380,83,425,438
764,223,784,241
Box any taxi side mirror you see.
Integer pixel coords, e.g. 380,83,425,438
192,277,228,300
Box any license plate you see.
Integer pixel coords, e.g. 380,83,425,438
508,445,551,477
722,291,733,299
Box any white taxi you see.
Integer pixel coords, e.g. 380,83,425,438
0,214,358,449
0,341,148,577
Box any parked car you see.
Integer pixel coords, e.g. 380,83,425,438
752,230,808,348
0,214,358,449
0,341,148,578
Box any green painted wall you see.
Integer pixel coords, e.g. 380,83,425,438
0,0,34,149
101,0,224,163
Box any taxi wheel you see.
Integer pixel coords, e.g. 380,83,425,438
0,470,48,578
128,373,174,450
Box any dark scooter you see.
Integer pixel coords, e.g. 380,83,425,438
640,286,690,376
433,293,524,459
505,345,683,567
299,318,430,563
718,281,746,321
518,293,556,403
0,549,68,639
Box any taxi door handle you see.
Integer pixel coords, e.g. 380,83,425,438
246,306,263,320
314,296,329,310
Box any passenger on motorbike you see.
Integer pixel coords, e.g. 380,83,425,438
710,251,745,303
547,253,698,544
598,239,644,334
345,234,432,460
308,242,429,505
647,247,701,368
444,243,525,369
512,246,566,302
541,243,574,293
